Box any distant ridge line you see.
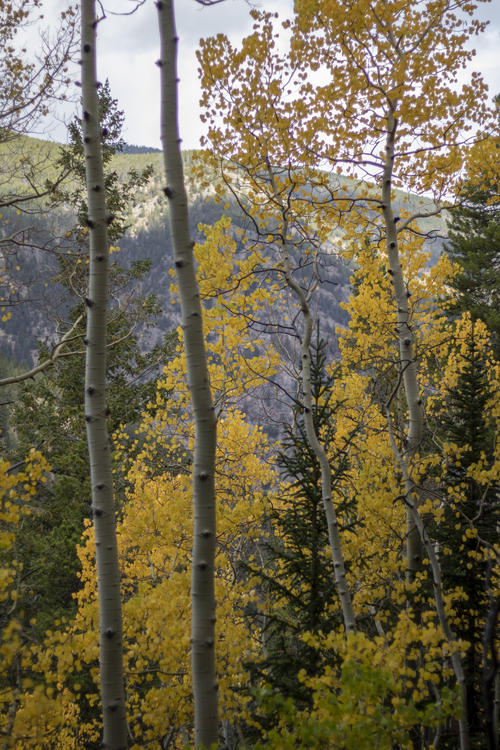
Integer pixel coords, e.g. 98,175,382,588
121,143,162,154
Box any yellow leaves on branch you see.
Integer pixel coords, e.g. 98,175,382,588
12,215,284,745
161,216,280,419
0,450,50,555
0,451,51,746
28,410,277,747
436,314,496,390
338,232,454,375
462,135,500,199
265,617,458,748
199,0,495,204
304,612,452,696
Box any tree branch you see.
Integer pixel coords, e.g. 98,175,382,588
0,315,84,387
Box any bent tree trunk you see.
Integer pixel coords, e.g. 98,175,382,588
382,109,424,582
157,1,218,747
81,2,128,748
264,167,356,635
282,247,356,635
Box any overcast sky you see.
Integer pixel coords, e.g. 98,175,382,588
36,0,500,149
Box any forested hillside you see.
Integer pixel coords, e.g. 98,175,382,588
1,1,498,750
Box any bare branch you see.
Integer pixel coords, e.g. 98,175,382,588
0,315,84,387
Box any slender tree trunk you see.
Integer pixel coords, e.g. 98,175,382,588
157,1,218,746
81,3,127,748
284,255,356,634
297,285,356,635
264,167,356,634
382,109,423,581
386,409,470,750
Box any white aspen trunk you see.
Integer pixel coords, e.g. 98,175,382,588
382,109,424,581
383,110,470,748
81,3,127,748
157,2,218,746
282,247,356,635
265,165,355,634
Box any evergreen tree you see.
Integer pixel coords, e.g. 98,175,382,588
3,83,173,635
432,324,499,749
444,167,500,358
9,313,174,633
54,78,153,243
246,337,356,721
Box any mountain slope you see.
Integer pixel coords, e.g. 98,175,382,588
0,137,446,368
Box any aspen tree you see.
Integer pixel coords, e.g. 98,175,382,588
199,2,495,583
290,0,494,582
157,1,218,745
288,8,493,743
198,18,356,636
198,6,496,744
265,168,356,634
0,0,75,139
81,1,127,747
11,216,278,749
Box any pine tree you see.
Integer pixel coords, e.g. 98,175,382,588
445,95,500,361
246,337,356,725
445,182,500,359
432,322,499,749
54,78,153,244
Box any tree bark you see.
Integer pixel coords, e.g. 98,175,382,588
282,247,356,635
382,109,424,581
386,409,469,750
264,167,356,635
157,1,218,746
81,2,127,748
